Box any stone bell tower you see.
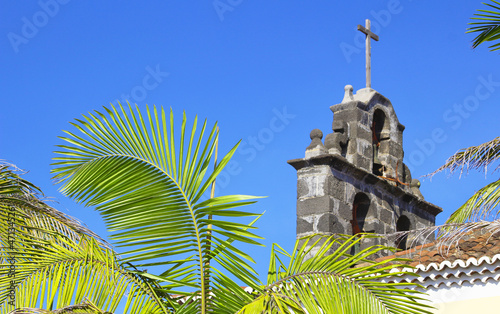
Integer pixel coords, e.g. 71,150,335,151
288,19,441,252
287,85,442,251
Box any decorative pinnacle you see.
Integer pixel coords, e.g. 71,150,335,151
410,179,421,188
306,128,326,158
342,85,354,103
310,129,323,140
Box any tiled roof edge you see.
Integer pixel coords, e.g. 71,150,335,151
388,253,500,274
382,254,500,289
414,253,500,273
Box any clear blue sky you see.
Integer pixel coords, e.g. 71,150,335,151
1,1,499,282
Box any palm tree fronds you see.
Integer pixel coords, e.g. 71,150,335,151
51,103,263,313
426,137,500,224
0,225,170,313
0,162,40,197
10,299,110,314
242,234,433,314
427,136,500,178
0,163,171,314
467,0,500,50
0,162,108,247
446,178,500,223
384,219,500,257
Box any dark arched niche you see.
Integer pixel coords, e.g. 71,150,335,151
372,109,389,176
395,215,411,250
351,193,371,235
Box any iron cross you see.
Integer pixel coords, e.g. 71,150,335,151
357,19,379,89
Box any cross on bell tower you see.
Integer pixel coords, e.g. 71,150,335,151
357,19,379,89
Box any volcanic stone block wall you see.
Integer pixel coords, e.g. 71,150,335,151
289,154,441,250
326,89,407,182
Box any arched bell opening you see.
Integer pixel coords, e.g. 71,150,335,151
351,193,371,235
395,215,411,250
372,109,389,176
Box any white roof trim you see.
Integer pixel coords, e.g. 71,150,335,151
382,253,500,289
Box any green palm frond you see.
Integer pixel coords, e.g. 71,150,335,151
0,162,107,246
0,163,171,314
467,0,500,51
239,234,433,314
0,209,171,313
428,136,500,223
447,178,500,223
0,162,38,197
51,103,264,313
10,299,111,314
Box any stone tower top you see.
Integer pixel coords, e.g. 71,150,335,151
288,85,442,253
327,85,406,179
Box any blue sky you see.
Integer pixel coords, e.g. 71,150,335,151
1,1,500,283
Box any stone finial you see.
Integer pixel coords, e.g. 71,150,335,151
325,120,348,156
410,179,420,188
341,85,354,103
306,129,326,158
310,129,323,141
410,179,424,199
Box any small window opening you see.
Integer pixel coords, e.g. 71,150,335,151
372,109,387,176
351,193,371,235
395,215,411,250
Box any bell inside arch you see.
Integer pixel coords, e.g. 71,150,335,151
373,143,383,176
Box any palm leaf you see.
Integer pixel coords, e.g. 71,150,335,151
446,179,500,223
0,215,171,313
428,136,500,176
384,219,500,253
52,103,263,313
239,234,433,314
10,299,112,313
428,136,500,223
0,163,172,313
0,162,108,246
467,0,500,50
